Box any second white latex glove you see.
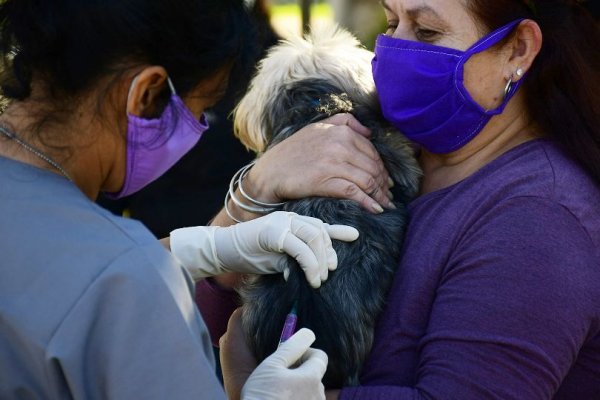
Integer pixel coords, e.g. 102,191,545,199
241,328,327,400
170,211,359,288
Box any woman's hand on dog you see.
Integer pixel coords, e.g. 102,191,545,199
247,113,395,214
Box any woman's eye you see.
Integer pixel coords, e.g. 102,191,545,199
415,28,439,42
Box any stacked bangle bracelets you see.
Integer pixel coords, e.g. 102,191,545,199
224,161,286,223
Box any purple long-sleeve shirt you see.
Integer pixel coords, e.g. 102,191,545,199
198,138,600,399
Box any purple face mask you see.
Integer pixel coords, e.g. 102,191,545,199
372,19,524,154
106,77,209,199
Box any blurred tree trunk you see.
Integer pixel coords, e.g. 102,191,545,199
300,0,311,33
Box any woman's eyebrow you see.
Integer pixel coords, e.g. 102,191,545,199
406,5,443,21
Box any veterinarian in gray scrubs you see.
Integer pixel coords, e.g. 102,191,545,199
0,1,365,399
206,1,600,399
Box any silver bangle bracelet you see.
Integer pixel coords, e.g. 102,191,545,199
230,186,276,214
225,161,286,219
224,190,245,223
237,161,286,208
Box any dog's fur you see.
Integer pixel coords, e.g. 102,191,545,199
234,26,421,387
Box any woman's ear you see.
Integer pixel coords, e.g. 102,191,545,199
504,19,543,82
126,66,169,117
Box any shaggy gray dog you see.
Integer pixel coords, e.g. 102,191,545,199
234,27,421,388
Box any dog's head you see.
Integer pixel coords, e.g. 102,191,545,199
234,25,378,153
234,25,421,199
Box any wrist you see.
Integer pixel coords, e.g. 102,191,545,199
170,226,222,280
224,191,266,223
211,273,245,290
234,370,255,400
243,166,282,204
224,161,286,223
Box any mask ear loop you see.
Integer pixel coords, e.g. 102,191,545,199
125,74,175,115
167,77,177,95
126,76,141,116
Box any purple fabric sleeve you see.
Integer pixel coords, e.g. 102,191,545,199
340,197,599,399
195,278,241,346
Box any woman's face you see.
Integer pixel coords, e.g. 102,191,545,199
381,0,510,110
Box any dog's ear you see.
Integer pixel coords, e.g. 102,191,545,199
232,69,274,153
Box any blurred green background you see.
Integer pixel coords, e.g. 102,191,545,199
268,0,386,50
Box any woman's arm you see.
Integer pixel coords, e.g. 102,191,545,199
164,113,391,290
211,113,394,230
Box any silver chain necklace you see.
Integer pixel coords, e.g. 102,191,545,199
0,124,73,181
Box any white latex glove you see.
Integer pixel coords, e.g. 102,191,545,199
170,211,359,288
241,328,327,400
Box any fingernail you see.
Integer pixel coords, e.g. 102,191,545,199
387,201,397,210
372,203,384,213
388,177,395,188
387,190,394,200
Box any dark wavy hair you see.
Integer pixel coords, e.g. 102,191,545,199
468,0,600,185
0,0,252,103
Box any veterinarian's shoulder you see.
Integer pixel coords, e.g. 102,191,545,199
43,239,219,398
69,198,197,295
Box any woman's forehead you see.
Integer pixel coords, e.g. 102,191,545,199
382,0,471,16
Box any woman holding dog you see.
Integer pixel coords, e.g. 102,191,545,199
213,0,600,399
0,0,369,399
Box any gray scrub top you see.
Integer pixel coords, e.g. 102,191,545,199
0,156,226,399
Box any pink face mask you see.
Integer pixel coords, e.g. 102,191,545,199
106,77,209,199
